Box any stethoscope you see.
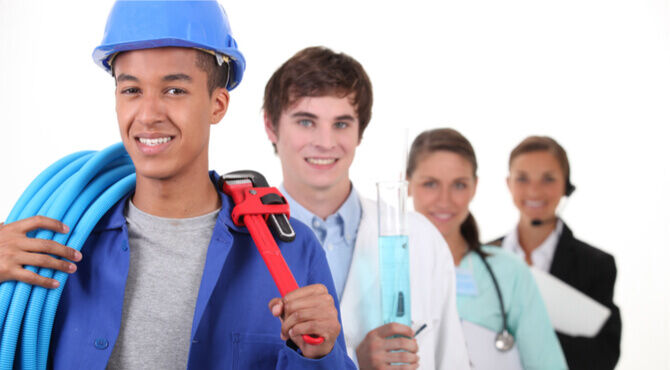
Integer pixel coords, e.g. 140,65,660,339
474,249,515,352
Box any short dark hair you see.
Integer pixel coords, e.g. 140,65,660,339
263,46,373,141
195,51,230,95
111,49,229,96
407,128,484,254
509,136,574,196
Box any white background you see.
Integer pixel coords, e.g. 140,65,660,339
1,1,669,368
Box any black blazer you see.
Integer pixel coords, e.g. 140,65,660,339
490,223,621,370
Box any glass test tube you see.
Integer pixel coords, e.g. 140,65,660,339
377,180,411,326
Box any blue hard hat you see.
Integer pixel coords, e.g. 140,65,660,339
93,0,246,90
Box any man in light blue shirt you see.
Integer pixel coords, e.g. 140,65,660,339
281,186,361,300
262,46,470,369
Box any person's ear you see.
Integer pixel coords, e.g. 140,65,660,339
356,121,362,146
211,87,230,125
264,111,278,144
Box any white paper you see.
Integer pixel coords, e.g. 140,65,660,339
461,320,523,370
531,267,611,337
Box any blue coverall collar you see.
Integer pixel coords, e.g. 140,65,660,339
92,171,247,234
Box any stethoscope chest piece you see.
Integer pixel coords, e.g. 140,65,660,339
495,330,515,352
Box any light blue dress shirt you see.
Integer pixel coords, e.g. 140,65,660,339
281,185,361,300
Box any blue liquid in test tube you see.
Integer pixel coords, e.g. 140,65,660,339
379,235,411,326
377,180,411,327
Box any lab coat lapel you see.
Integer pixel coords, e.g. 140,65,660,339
340,197,383,350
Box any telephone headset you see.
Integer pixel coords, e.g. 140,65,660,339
530,175,575,227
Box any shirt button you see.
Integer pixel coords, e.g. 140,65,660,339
121,242,128,251
313,220,320,227
94,338,109,350
327,244,334,251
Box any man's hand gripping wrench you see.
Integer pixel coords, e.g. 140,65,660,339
220,170,325,346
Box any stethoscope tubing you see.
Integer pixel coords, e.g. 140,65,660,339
474,249,515,351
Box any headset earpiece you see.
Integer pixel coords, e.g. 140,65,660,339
565,181,576,197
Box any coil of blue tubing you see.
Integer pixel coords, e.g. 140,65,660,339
0,143,136,370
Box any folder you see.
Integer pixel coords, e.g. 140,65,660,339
530,268,611,337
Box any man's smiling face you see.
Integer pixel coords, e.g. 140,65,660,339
113,47,228,183
266,95,360,194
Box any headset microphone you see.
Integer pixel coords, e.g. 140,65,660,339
530,217,557,227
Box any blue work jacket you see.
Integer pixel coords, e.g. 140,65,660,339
49,172,355,369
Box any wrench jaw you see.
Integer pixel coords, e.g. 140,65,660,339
220,170,296,242
220,170,269,187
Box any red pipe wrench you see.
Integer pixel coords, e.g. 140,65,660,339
220,170,324,346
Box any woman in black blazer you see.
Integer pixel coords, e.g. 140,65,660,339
490,136,621,370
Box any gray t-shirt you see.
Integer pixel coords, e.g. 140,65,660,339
107,200,219,369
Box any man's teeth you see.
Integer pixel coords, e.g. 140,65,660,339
306,158,335,165
139,137,172,146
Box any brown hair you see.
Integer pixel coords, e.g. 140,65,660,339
406,128,483,254
509,136,574,196
263,46,373,141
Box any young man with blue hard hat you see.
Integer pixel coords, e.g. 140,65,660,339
0,1,354,368
262,46,471,369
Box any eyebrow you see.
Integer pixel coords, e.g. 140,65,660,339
115,73,193,83
334,114,356,121
116,73,138,83
291,112,318,119
163,74,192,82
290,112,356,121
418,175,471,182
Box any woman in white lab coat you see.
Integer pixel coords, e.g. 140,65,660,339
406,128,567,370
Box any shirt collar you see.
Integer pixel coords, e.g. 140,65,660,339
279,183,361,243
501,219,564,270
93,171,238,232
537,219,563,258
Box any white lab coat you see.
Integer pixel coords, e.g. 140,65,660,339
339,196,470,369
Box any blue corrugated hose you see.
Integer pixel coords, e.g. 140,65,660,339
0,143,136,370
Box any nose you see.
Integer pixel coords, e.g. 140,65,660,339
527,180,543,197
313,125,336,150
435,185,452,207
136,93,165,126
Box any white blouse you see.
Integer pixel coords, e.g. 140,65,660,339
500,219,564,272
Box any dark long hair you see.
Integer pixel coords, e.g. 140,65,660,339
407,128,483,255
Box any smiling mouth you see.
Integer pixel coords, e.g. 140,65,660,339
431,213,455,221
137,137,173,146
305,158,337,165
524,200,546,208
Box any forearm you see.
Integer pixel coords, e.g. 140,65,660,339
276,336,355,369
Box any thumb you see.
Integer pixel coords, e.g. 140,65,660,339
268,297,284,318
